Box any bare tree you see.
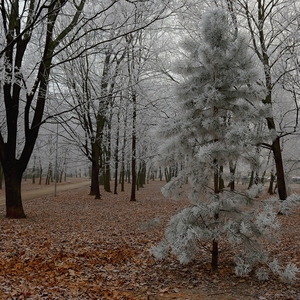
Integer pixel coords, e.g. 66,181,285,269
0,0,175,217
233,0,300,199
0,0,91,218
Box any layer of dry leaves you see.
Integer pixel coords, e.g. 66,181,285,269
0,179,300,300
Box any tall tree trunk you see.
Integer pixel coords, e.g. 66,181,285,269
38,157,43,185
32,170,35,184
0,163,3,189
114,114,120,195
5,168,26,218
211,158,219,272
248,170,254,189
120,105,127,192
219,165,224,191
268,169,275,195
272,137,286,199
103,157,111,193
120,162,125,192
130,92,137,201
0,0,87,219
137,160,145,189
103,125,112,193
90,143,101,199
165,167,171,182
229,160,236,191
90,162,100,199
255,0,287,200
32,156,36,184
260,150,272,186
159,167,163,181
126,162,131,183
130,137,137,200
45,162,52,185
131,155,136,201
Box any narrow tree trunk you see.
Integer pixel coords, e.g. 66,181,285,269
120,163,125,192
136,168,140,191
248,170,254,189
130,89,137,201
212,158,219,272
137,160,145,189
272,137,287,200
120,100,128,192
268,170,275,195
103,128,112,193
254,0,287,200
90,143,101,199
229,160,236,191
45,162,52,185
260,170,266,184
39,167,42,185
59,169,63,183
130,154,136,201
126,163,131,184
130,136,137,201
32,159,35,184
165,167,171,182
159,167,163,181
146,165,151,184
38,158,42,184
90,161,100,199
114,166,118,194
103,158,111,193
5,170,26,218
114,115,120,195
212,239,219,272
254,172,259,185
219,165,224,191
141,160,146,186
0,163,3,189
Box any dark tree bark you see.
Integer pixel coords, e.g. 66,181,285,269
126,33,138,202
38,158,43,185
32,156,36,184
229,160,236,191
114,113,120,194
120,103,128,192
89,143,101,199
271,137,286,199
103,165,111,192
130,91,137,201
244,0,287,200
0,0,86,218
218,165,225,192
159,167,163,181
248,170,254,189
211,158,219,272
126,163,131,184
4,166,25,218
103,125,112,193
45,163,52,185
137,160,146,189
0,163,3,189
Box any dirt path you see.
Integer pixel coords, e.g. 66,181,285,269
0,180,90,206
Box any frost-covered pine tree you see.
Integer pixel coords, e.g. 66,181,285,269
151,8,299,281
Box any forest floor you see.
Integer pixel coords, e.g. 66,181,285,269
0,179,300,299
